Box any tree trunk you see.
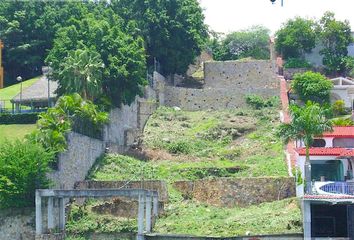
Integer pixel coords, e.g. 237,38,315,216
305,146,312,194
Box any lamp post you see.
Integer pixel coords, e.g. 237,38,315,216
16,76,22,113
42,66,52,108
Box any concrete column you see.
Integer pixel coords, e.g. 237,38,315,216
153,194,158,217
35,191,42,234
59,198,65,231
137,194,145,240
303,200,311,240
47,197,54,231
145,195,152,233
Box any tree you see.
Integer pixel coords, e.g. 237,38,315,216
275,17,317,59
292,71,333,104
0,1,89,85
318,11,353,75
46,12,147,106
277,102,333,193
110,0,208,75
220,25,271,60
58,48,104,101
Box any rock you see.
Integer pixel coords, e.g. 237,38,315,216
173,106,181,111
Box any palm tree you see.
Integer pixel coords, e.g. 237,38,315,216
277,101,332,194
58,48,104,101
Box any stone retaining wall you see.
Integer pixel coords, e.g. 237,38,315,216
0,208,35,240
48,132,105,189
164,86,278,111
173,177,295,207
204,60,278,89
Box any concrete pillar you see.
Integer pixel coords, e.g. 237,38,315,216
303,200,311,240
137,194,145,240
59,198,65,231
47,197,54,231
35,191,42,234
145,195,152,233
152,193,158,228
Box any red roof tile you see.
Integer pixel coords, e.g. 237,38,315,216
322,126,354,138
296,147,354,156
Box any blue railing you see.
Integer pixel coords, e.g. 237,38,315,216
318,181,354,195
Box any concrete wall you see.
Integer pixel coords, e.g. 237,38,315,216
0,208,35,240
164,86,278,111
204,60,278,89
173,177,295,207
48,132,105,189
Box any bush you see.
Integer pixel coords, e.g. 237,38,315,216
284,58,312,69
332,100,347,116
27,94,109,153
245,95,279,109
0,140,54,208
0,113,39,124
167,141,191,154
332,118,354,126
292,71,333,104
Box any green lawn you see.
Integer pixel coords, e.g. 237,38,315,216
0,124,36,143
0,76,40,108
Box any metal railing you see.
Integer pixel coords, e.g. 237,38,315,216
314,181,354,195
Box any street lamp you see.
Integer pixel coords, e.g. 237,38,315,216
42,66,52,108
16,76,22,113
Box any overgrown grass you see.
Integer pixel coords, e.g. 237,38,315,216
0,124,36,143
155,198,302,237
82,106,294,237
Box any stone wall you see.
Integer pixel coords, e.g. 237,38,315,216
0,208,35,240
283,68,308,80
164,86,278,111
48,132,105,189
173,177,295,207
204,60,278,89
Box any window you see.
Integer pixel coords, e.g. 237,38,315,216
333,138,354,148
312,139,326,147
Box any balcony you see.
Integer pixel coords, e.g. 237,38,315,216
313,181,354,195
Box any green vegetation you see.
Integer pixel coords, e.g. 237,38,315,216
86,106,291,236
0,124,36,143
0,140,54,208
318,12,353,75
277,102,333,193
0,113,38,124
332,100,347,116
245,95,279,110
28,94,108,153
284,58,312,69
292,71,333,104
155,198,301,237
275,12,353,75
210,25,270,61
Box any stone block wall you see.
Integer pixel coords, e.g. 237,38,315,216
283,68,308,80
173,177,295,207
48,132,105,189
0,208,35,240
164,86,278,111
204,60,278,89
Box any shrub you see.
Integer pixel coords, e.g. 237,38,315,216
245,95,279,109
167,141,191,154
292,71,333,104
0,112,39,124
332,100,347,116
332,118,354,126
284,58,312,69
27,94,109,153
0,140,54,208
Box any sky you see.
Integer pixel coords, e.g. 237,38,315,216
199,0,354,35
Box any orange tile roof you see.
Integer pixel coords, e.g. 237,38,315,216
296,147,354,156
322,126,354,138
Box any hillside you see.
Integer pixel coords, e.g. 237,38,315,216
66,104,301,238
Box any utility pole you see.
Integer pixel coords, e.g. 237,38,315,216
0,40,4,89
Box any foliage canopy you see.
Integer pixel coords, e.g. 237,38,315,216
291,71,333,104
